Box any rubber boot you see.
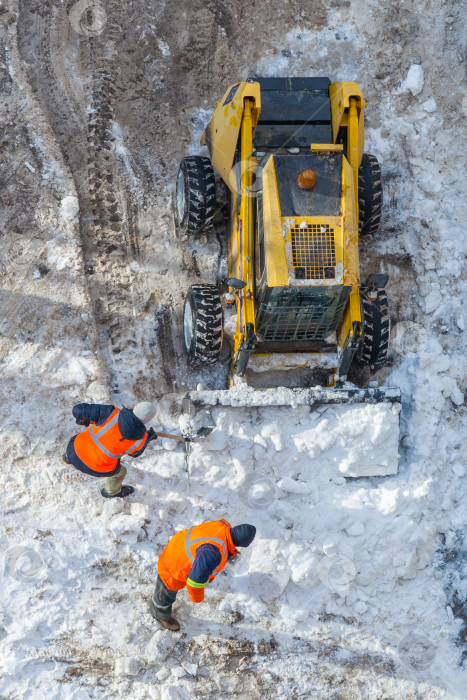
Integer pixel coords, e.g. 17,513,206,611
101,484,135,498
158,617,180,632
149,600,180,631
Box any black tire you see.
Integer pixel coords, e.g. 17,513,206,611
175,156,216,236
358,153,382,237
357,289,389,366
183,284,223,364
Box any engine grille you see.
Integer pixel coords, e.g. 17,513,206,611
256,298,347,342
290,222,336,280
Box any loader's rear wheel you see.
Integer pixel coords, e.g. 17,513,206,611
358,153,382,236
358,289,389,366
176,156,216,236
183,284,223,364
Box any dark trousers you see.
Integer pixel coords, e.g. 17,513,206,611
150,575,178,621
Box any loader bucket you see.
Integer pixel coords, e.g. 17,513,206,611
186,385,401,408
184,385,402,478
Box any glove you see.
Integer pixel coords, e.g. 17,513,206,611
147,427,157,442
76,418,90,427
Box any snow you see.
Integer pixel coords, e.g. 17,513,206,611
405,64,425,96
1,0,466,697
450,386,465,406
59,195,79,224
422,97,437,113
115,657,141,676
417,161,443,197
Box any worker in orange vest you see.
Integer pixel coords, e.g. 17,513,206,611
150,518,256,631
63,401,157,498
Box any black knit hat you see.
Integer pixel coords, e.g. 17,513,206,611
230,524,256,548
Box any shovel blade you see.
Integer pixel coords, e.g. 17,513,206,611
180,407,216,441
195,426,214,438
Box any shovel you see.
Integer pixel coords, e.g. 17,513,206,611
151,427,214,493
151,407,216,489
153,426,214,443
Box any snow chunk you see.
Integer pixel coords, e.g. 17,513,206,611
422,98,437,113
335,403,400,477
261,422,284,451
145,630,176,662
53,356,95,387
247,539,290,601
203,429,228,451
355,601,368,615
59,195,79,223
249,572,285,603
84,380,108,403
155,667,171,681
107,514,146,542
418,161,442,195
288,544,320,587
171,666,186,678
279,601,310,622
130,502,149,519
346,522,365,537
276,476,313,494
406,65,424,95
321,535,339,555
450,386,464,406
157,38,170,56
115,657,140,676
101,499,125,518
180,661,198,676
452,463,465,477
424,289,442,314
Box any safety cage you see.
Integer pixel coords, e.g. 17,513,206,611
255,286,351,344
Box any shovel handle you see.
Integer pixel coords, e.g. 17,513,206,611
155,431,187,443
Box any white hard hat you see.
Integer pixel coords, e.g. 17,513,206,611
133,401,157,424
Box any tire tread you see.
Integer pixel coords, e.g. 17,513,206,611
359,153,382,237
358,289,390,366
185,283,223,364
177,157,217,236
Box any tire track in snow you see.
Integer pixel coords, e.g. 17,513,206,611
18,0,152,401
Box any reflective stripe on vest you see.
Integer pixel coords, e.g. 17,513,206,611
184,526,227,575
186,577,206,588
89,410,146,459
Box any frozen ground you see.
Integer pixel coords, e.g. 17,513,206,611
0,0,466,698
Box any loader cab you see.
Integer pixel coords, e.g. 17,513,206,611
251,76,333,150
247,77,353,359
252,147,351,354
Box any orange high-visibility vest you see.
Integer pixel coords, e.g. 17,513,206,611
158,519,239,591
74,407,147,473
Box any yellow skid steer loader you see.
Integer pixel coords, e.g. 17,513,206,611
175,78,401,477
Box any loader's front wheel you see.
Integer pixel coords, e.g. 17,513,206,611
183,284,223,364
358,289,389,366
176,156,216,236
358,153,382,236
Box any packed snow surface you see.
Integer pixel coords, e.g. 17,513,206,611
0,0,466,697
